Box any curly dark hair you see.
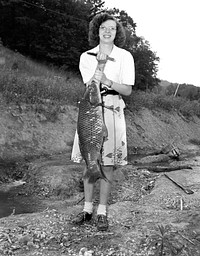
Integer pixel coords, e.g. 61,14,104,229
88,13,126,48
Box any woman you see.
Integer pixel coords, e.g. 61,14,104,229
71,12,135,231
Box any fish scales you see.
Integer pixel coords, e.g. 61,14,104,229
77,79,108,183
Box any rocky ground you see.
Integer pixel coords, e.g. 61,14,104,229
0,100,200,256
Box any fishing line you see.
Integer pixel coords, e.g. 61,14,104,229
18,0,88,23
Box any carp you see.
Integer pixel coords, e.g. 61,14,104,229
77,78,108,183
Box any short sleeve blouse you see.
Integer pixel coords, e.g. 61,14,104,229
79,45,135,86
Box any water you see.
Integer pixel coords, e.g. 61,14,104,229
0,192,33,218
0,158,38,218
0,181,35,218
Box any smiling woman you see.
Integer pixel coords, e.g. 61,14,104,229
99,20,117,46
71,12,135,231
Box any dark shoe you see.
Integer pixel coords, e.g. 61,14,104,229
96,214,108,231
72,211,92,225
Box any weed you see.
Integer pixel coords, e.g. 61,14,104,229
126,90,200,119
147,224,194,256
0,46,85,120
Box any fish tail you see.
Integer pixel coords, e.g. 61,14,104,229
83,163,110,184
99,163,111,184
83,165,101,183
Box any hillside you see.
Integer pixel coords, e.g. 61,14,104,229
159,79,172,88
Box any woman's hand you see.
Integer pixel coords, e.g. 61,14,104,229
96,52,107,63
93,52,110,84
94,69,108,84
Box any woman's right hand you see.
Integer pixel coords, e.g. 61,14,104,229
96,52,107,63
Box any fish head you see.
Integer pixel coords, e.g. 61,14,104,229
88,80,101,105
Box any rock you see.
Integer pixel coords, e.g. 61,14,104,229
18,234,32,245
79,247,94,256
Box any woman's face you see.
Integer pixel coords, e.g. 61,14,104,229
99,19,117,45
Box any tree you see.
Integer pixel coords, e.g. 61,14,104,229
0,0,91,69
133,37,160,90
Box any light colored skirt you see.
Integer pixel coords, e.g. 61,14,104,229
71,94,127,166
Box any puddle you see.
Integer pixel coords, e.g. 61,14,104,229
0,181,36,218
0,161,34,218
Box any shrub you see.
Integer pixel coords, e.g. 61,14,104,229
125,90,200,118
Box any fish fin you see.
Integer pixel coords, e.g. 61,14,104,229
92,103,104,107
99,163,111,184
103,124,108,138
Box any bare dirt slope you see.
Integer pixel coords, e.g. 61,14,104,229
1,94,200,160
0,100,200,256
125,108,200,153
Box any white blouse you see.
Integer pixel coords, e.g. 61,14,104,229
79,45,135,86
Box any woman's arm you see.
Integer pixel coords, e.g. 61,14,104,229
105,79,132,96
95,70,133,96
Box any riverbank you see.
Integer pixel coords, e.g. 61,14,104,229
0,150,200,255
1,96,200,255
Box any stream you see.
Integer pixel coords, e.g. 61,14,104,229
0,160,38,218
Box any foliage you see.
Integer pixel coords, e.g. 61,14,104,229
0,0,90,70
133,38,160,91
0,47,84,110
147,224,193,256
124,89,200,118
160,82,200,101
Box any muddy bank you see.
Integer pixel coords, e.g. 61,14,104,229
0,150,200,255
1,98,200,161
1,99,200,255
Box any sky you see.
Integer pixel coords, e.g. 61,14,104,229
104,0,200,87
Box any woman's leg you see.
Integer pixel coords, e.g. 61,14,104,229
99,166,114,206
97,166,114,231
83,167,94,203
72,167,94,224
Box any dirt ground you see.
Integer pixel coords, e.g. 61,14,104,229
0,100,200,256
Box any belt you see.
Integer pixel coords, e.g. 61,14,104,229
101,88,119,96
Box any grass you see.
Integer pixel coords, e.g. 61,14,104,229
124,90,200,118
1,46,200,120
0,47,84,106
0,47,85,121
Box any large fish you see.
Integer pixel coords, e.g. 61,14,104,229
77,76,108,183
